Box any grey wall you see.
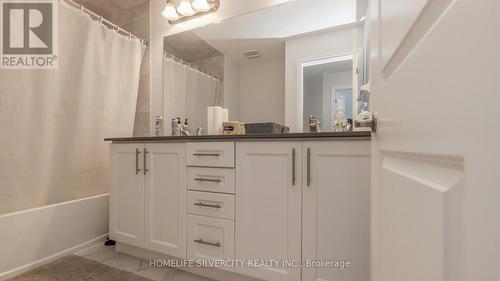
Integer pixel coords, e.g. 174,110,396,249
238,58,285,124
303,74,324,131
322,71,352,130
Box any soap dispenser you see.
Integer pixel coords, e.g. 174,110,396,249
181,119,191,136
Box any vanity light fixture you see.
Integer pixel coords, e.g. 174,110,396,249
192,0,211,12
163,0,220,24
162,2,180,20
177,0,196,16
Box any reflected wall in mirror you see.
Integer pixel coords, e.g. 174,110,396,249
162,0,367,134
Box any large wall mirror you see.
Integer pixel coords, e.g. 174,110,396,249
161,0,367,134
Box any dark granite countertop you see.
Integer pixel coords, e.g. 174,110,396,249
105,131,371,142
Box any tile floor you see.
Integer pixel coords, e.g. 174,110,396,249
8,255,152,281
75,244,215,281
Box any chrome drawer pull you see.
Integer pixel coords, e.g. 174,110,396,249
143,148,149,175
193,153,221,157
307,148,311,186
135,148,141,175
194,178,222,183
194,202,222,209
292,148,296,185
194,239,221,247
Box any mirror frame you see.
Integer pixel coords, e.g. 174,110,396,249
297,54,355,132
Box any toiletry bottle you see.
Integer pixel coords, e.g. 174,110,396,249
155,115,163,136
182,119,190,136
171,118,177,136
176,117,181,136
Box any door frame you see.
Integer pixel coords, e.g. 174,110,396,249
330,84,354,126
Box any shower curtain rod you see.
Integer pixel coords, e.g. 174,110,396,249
63,0,149,46
163,51,222,82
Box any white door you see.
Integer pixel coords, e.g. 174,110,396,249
302,140,370,281
235,142,302,281
370,1,500,281
144,143,186,258
109,143,145,247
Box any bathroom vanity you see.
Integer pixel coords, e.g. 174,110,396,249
111,2,372,280
105,132,370,281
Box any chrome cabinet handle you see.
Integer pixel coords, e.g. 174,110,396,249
143,148,149,175
194,178,222,183
292,148,296,185
307,148,311,186
194,202,222,209
135,148,141,175
194,239,221,247
193,153,221,157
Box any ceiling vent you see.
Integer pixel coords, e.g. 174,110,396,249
244,50,261,59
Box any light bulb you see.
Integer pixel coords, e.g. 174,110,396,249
162,2,180,20
177,0,196,16
192,0,211,12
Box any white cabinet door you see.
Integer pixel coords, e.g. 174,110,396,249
235,142,302,281
110,143,145,248
369,1,500,280
302,141,370,281
144,143,186,258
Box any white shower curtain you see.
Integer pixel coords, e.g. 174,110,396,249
0,2,144,214
163,57,222,135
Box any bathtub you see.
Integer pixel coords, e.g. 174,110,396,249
0,194,109,280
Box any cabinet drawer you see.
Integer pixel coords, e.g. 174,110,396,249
187,215,234,264
187,167,235,194
187,191,235,220
187,142,235,168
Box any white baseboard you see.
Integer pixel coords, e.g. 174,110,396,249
0,194,110,281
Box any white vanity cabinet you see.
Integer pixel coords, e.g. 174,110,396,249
302,141,370,281
110,143,186,258
143,143,186,258
235,140,370,281
109,144,145,248
185,142,236,268
235,142,303,281
109,136,370,281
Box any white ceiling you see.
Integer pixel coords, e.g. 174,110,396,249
75,0,147,11
109,0,147,10
188,0,357,65
194,0,356,39
164,31,223,63
197,38,285,65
